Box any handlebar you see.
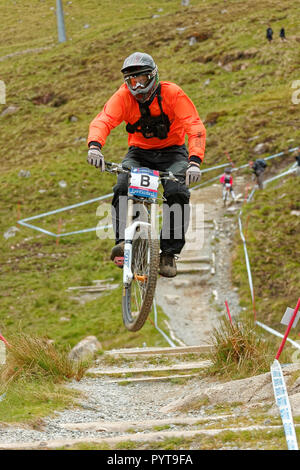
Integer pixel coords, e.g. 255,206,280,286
105,161,185,183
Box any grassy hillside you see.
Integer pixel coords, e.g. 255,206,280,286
233,173,300,336
0,0,300,420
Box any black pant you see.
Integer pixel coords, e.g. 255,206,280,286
112,145,190,255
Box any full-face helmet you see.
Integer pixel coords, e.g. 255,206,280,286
121,52,159,103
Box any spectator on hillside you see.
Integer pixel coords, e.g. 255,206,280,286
249,159,267,189
266,27,273,43
279,27,286,42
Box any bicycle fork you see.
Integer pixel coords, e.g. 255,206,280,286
123,199,157,286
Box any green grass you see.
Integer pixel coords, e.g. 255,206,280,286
56,426,296,450
0,0,300,424
207,318,276,379
232,175,300,338
0,332,87,422
0,377,80,423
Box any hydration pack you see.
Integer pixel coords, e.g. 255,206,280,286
126,85,170,140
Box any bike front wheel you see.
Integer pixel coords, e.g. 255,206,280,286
122,230,159,332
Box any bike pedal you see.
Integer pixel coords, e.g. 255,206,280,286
114,256,124,268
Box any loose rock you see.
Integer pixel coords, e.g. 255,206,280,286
69,336,102,361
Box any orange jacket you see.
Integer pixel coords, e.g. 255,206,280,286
88,82,206,162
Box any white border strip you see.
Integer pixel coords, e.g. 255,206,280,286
271,359,299,450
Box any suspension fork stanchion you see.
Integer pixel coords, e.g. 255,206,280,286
127,198,134,227
150,201,158,238
123,221,151,286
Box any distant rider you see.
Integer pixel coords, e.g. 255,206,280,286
220,167,236,202
87,52,206,278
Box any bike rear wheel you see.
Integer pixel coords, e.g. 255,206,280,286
122,229,159,332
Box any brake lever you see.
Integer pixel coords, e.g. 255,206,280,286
160,171,179,183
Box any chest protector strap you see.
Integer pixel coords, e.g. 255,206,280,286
126,85,171,140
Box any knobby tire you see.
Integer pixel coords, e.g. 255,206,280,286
122,230,159,332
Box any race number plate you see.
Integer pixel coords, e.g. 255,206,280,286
129,168,159,198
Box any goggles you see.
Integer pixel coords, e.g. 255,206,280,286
125,73,152,90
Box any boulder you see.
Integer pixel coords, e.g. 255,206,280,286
3,226,20,240
18,169,31,178
1,105,19,117
160,365,300,413
253,142,268,154
69,335,102,361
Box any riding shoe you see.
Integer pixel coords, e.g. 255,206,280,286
159,253,177,278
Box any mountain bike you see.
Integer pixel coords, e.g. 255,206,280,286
222,183,232,207
106,162,183,332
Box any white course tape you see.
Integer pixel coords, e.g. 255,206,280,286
271,359,299,450
256,321,300,351
153,298,176,348
18,192,114,237
238,211,255,304
17,146,299,238
264,167,297,185
247,187,256,202
239,160,300,348
0,341,6,365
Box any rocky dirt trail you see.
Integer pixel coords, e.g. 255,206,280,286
156,177,245,346
1,179,299,450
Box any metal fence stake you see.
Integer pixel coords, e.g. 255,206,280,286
56,0,67,43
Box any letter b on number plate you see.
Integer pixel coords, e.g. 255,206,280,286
129,168,159,198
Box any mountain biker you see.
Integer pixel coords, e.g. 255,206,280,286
220,167,236,202
87,52,206,278
249,159,267,189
